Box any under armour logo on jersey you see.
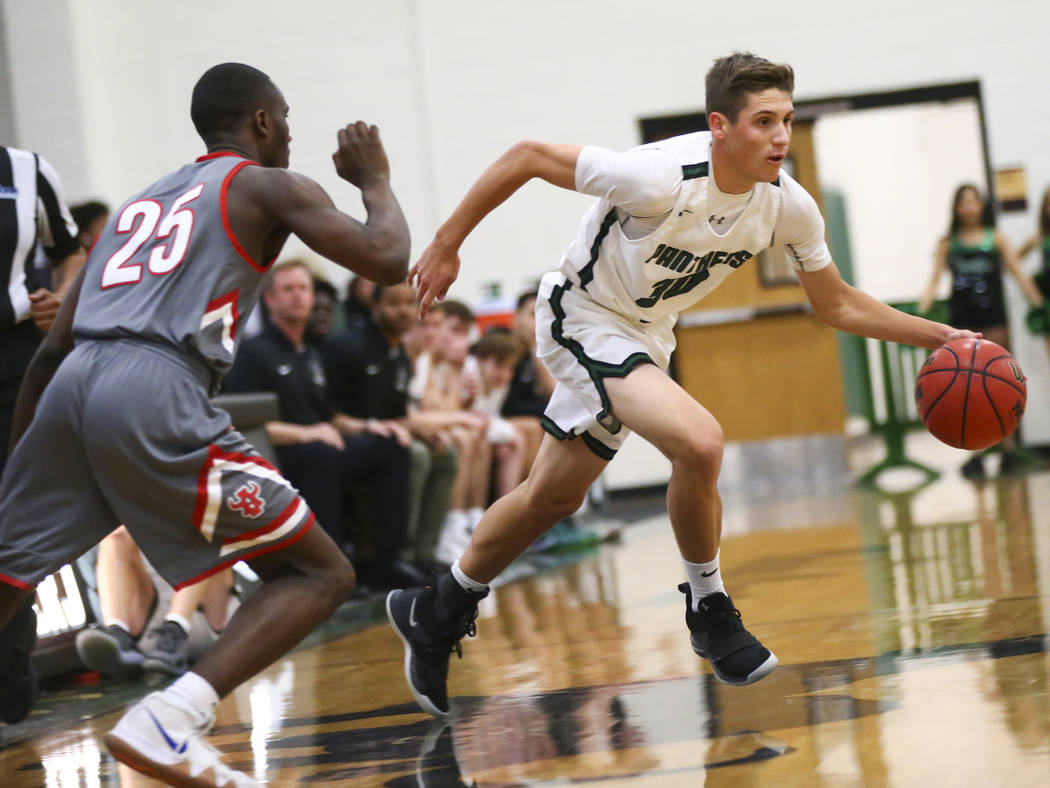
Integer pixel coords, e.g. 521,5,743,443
709,214,726,225
228,481,266,519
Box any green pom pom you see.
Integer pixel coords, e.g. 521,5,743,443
1026,304,1050,335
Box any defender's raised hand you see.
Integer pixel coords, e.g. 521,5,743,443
332,121,390,188
410,239,460,317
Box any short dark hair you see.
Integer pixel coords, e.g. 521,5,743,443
191,63,277,142
371,280,412,304
70,200,109,234
516,289,538,312
313,276,337,301
705,52,794,123
435,299,475,324
472,331,521,364
348,274,373,301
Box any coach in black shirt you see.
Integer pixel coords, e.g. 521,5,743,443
229,319,335,427
322,281,458,572
225,261,421,589
323,306,411,422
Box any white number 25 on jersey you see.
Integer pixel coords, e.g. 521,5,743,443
101,184,204,289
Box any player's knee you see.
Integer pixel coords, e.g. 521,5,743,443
334,559,356,602
107,525,134,545
673,428,724,476
522,483,585,522
101,525,138,558
322,553,356,607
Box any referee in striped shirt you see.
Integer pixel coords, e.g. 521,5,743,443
0,146,85,726
1,145,85,478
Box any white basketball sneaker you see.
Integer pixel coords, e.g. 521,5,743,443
105,691,259,788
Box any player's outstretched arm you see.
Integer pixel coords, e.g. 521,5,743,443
800,262,977,350
247,122,410,284
412,141,583,315
8,265,85,456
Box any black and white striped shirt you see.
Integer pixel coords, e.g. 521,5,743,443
0,146,80,330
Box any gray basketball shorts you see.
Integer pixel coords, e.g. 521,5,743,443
535,272,673,459
0,340,314,591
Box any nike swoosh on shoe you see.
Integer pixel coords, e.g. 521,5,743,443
146,708,188,755
408,598,419,628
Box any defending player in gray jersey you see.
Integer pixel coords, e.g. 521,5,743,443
0,63,409,787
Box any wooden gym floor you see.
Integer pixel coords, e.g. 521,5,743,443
1,439,1048,786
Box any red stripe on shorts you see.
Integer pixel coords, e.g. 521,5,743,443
193,444,284,534
223,496,304,547
0,572,32,590
173,513,316,590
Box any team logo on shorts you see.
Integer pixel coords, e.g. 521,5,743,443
227,480,266,519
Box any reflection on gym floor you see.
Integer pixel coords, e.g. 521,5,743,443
2,467,1048,785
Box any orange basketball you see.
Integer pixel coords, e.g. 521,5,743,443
914,338,1027,450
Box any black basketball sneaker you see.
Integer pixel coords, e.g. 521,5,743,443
387,573,488,717
0,599,39,725
679,583,777,685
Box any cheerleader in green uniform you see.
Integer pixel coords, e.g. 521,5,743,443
920,184,1045,478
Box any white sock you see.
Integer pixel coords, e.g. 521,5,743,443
107,619,132,635
684,551,725,611
443,509,467,530
466,507,484,529
164,614,191,635
451,559,489,594
165,671,220,720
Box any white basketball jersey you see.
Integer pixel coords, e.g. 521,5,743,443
559,132,782,323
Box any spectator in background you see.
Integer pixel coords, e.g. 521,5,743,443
410,301,492,566
0,145,85,725
306,275,339,345
343,273,375,330
1018,185,1050,356
224,260,421,590
75,527,237,678
70,200,110,250
502,290,555,477
472,331,527,497
404,303,443,363
919,183,1045,477
322,282,457,575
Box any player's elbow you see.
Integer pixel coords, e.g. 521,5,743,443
351,232,410,285
508,140,555,179
369,244,411,286
510,140,541,162
810,292,851,329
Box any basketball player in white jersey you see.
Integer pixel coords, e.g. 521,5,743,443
387,52,979,717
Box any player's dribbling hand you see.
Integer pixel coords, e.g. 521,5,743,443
945,328,983,343
410,240,460,318
333,121,390,188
